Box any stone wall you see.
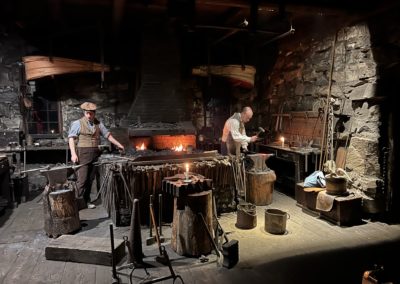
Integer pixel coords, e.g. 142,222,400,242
0,25,132,144
264,21,386,201
0,29,28,135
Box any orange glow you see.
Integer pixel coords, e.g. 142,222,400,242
172,144,185,152
136,143,146,150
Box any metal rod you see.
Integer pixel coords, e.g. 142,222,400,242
319,32,338,170
109,223,119,283
258,26,295,47
198,212,222,259
149,195,153,237
23,144,26,173
158,193,163,236
195,24,278,35
149,202,162,255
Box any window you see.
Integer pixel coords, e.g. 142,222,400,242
26,96,61,138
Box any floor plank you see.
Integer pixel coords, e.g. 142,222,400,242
0,189,400,284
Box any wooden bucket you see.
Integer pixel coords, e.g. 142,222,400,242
325,175,347,195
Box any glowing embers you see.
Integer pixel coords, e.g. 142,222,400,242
136,143,146,151
152,135,196,151
130,134,196,151
171,144,184,152
130,136,151,151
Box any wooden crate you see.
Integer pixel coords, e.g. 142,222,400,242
296,183,362,226
320,195,362,226
295,183,323,211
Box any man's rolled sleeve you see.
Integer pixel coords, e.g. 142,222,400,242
99,123,110,138
230,120,250,143
68,120,80,138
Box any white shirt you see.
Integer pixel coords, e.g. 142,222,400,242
221,112,251,151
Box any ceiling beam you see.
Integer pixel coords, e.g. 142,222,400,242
112,0,126,35
195,24,278,35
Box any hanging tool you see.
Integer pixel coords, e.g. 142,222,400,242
336,125,356,169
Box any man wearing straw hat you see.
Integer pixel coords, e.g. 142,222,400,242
68,102,125,209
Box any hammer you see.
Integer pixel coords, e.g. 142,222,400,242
256,127,265,137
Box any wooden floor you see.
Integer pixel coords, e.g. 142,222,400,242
1,190,400,284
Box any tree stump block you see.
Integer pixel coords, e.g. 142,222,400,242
43,186,81,238
171,190,213,256
245,170,276,206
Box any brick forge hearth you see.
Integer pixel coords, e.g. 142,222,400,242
126,121,197,152
130,134,196,151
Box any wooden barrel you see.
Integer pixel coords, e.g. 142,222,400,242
44,188,81,238
171,190,213,256
245,170,276,206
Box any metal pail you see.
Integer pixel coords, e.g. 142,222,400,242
236,203,257,229
264,208,289,234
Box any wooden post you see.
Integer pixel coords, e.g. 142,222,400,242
171,190,213,256
245,170,276,206
43,187,81,238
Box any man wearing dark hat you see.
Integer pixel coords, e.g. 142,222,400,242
68,102,125,209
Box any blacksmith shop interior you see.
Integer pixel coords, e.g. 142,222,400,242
1,0,400,283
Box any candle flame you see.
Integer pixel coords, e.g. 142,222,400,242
185,163,189,173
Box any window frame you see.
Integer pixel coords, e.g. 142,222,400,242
26,96,63,139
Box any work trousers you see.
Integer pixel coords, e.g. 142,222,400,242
75,147,101,203
226,141,240,156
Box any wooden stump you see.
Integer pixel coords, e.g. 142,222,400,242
43,186,81,238
171,190,213,256
245,170,276,206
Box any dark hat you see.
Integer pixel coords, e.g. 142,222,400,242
80,102,97,111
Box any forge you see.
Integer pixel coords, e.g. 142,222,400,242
113,121,197,154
